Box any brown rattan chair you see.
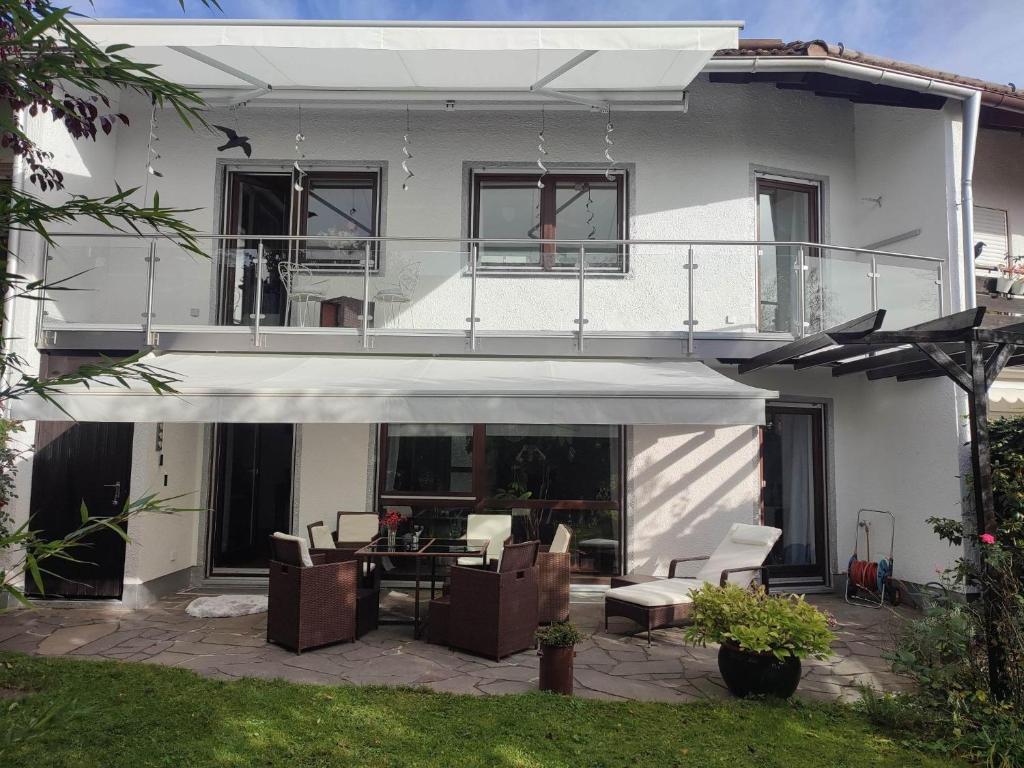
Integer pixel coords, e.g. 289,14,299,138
267,532,359,653
428,540,540,660
537,524,571,624
305,522,381,638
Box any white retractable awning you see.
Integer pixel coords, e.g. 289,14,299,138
990,372,1024,410
14,354,775,426
74,20,740,105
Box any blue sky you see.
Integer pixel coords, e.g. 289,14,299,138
69,0,1020,86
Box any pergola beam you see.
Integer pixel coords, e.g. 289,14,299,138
738,310,885,374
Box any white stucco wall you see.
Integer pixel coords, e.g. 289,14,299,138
975,127,1024,263
730,366,964,587
627,424,761,578
27,79,954,337
294,423,373,533
123,423,203,585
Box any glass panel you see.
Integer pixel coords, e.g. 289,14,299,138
211,423,294,571
816,249,873,330
371,245,469,332
552,179,622,270
762,410,821,573
758,185,813,333
476,250,579,333
556,509,621,578
302,177,376,268
485,424,619,501
375,504,474,580
151,239,218,326
876,255,941,329
382,424,473,495
476,180,542,268
42,240,149,327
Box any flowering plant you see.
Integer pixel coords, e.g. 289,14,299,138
980,532,996,545
380,509,402,531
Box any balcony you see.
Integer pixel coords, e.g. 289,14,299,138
36,235,946,359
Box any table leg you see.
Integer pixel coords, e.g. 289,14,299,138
430,555,437,600
413,556,421,638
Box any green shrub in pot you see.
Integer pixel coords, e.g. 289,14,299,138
684,584,835,698
535,621,585,648
536,622,584,695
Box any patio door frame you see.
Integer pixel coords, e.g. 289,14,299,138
760,401,831,586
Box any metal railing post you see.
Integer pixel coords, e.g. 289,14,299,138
467,243,479,351
796,246,807,337
36,241,50,347
361,241,371,349
686,245,696,355
576,246,587,352
869,253,879,312
935,262,945,316
252,240,264,348
144,238,157,347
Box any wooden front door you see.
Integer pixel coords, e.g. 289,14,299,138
26,422,134,599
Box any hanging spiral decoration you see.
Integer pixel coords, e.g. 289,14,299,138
585,186,596,239
293,105,306,192
536,107,548,189
603,108,616,182
401,106,414,191
145,101,163,178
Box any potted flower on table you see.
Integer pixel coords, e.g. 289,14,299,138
684,584,835,699
535,622,584,695
380,508,402,548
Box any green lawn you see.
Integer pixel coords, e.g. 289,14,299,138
0,652,963,768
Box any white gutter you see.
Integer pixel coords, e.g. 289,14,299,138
708,55,982,311
1,109,28,418
961,91,982,309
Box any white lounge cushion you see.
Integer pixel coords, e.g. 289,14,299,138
465,513,512,567
271,531,313,567
694,523,781,587
456,556,486,567
549,524,571,554
606,578,704,607
308,524,335,550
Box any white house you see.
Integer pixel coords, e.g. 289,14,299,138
5,21,1019,606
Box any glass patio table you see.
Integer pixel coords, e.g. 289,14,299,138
354,538,490,637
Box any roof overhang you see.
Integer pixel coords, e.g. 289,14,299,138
73,19,741,108
13,354,775,425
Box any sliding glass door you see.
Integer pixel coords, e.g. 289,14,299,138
761,404,828,582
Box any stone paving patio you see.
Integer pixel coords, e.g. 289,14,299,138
0,590,913,702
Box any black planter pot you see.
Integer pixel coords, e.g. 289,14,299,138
717,642,801,699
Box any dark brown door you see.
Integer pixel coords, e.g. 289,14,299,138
26,422,134,599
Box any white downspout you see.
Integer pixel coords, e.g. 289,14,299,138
961,91,981,310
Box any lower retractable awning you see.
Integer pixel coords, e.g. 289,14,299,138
14,354,776,426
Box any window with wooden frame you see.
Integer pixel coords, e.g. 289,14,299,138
377,423,624,579
471,172,627,272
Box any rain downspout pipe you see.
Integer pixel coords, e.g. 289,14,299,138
961,90,981,310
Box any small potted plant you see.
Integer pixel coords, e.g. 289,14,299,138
380,508,402,548
684,584,835,699
535,622,584,695
996,257,1024,294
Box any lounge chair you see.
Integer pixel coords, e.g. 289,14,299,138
428,540,540,660
538,523,572,624
604,523,782,644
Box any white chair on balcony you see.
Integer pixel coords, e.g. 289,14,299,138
278,261,328,327
373,259,420,328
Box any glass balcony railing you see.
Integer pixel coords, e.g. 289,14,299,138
37,234,945,352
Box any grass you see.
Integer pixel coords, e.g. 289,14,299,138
0,652,966,768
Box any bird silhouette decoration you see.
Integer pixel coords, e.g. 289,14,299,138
213,125,252,157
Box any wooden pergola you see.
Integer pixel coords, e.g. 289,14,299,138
732,306,1024,698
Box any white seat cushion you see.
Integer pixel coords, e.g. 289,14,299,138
549,524,571,554
694,523,782,587
271,532,313,567
456,556,485,567
308,524,335,550
339,513,380,543
605,578,704,607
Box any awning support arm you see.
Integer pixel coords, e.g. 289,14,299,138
168,45,273,92
530,50,607,110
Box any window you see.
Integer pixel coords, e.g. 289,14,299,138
221,169,381,326
973,205,1010,272
472,172,627,272
756,177,820,333
377,423,623,578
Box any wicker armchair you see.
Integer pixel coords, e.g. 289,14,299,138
428,540,539,660
267,532,358,653
537,524,572,624
305,522,381,638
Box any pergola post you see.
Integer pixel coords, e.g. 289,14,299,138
966,340,1008,701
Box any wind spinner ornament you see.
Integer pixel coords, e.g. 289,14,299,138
401,107,414,191
293,106,307,192
603,109,616,181
145,101,162,178
536,108,548,189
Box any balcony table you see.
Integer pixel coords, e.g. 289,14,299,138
354,537,490,637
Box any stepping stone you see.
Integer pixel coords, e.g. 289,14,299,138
573,668,685,703
37,623,117,656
